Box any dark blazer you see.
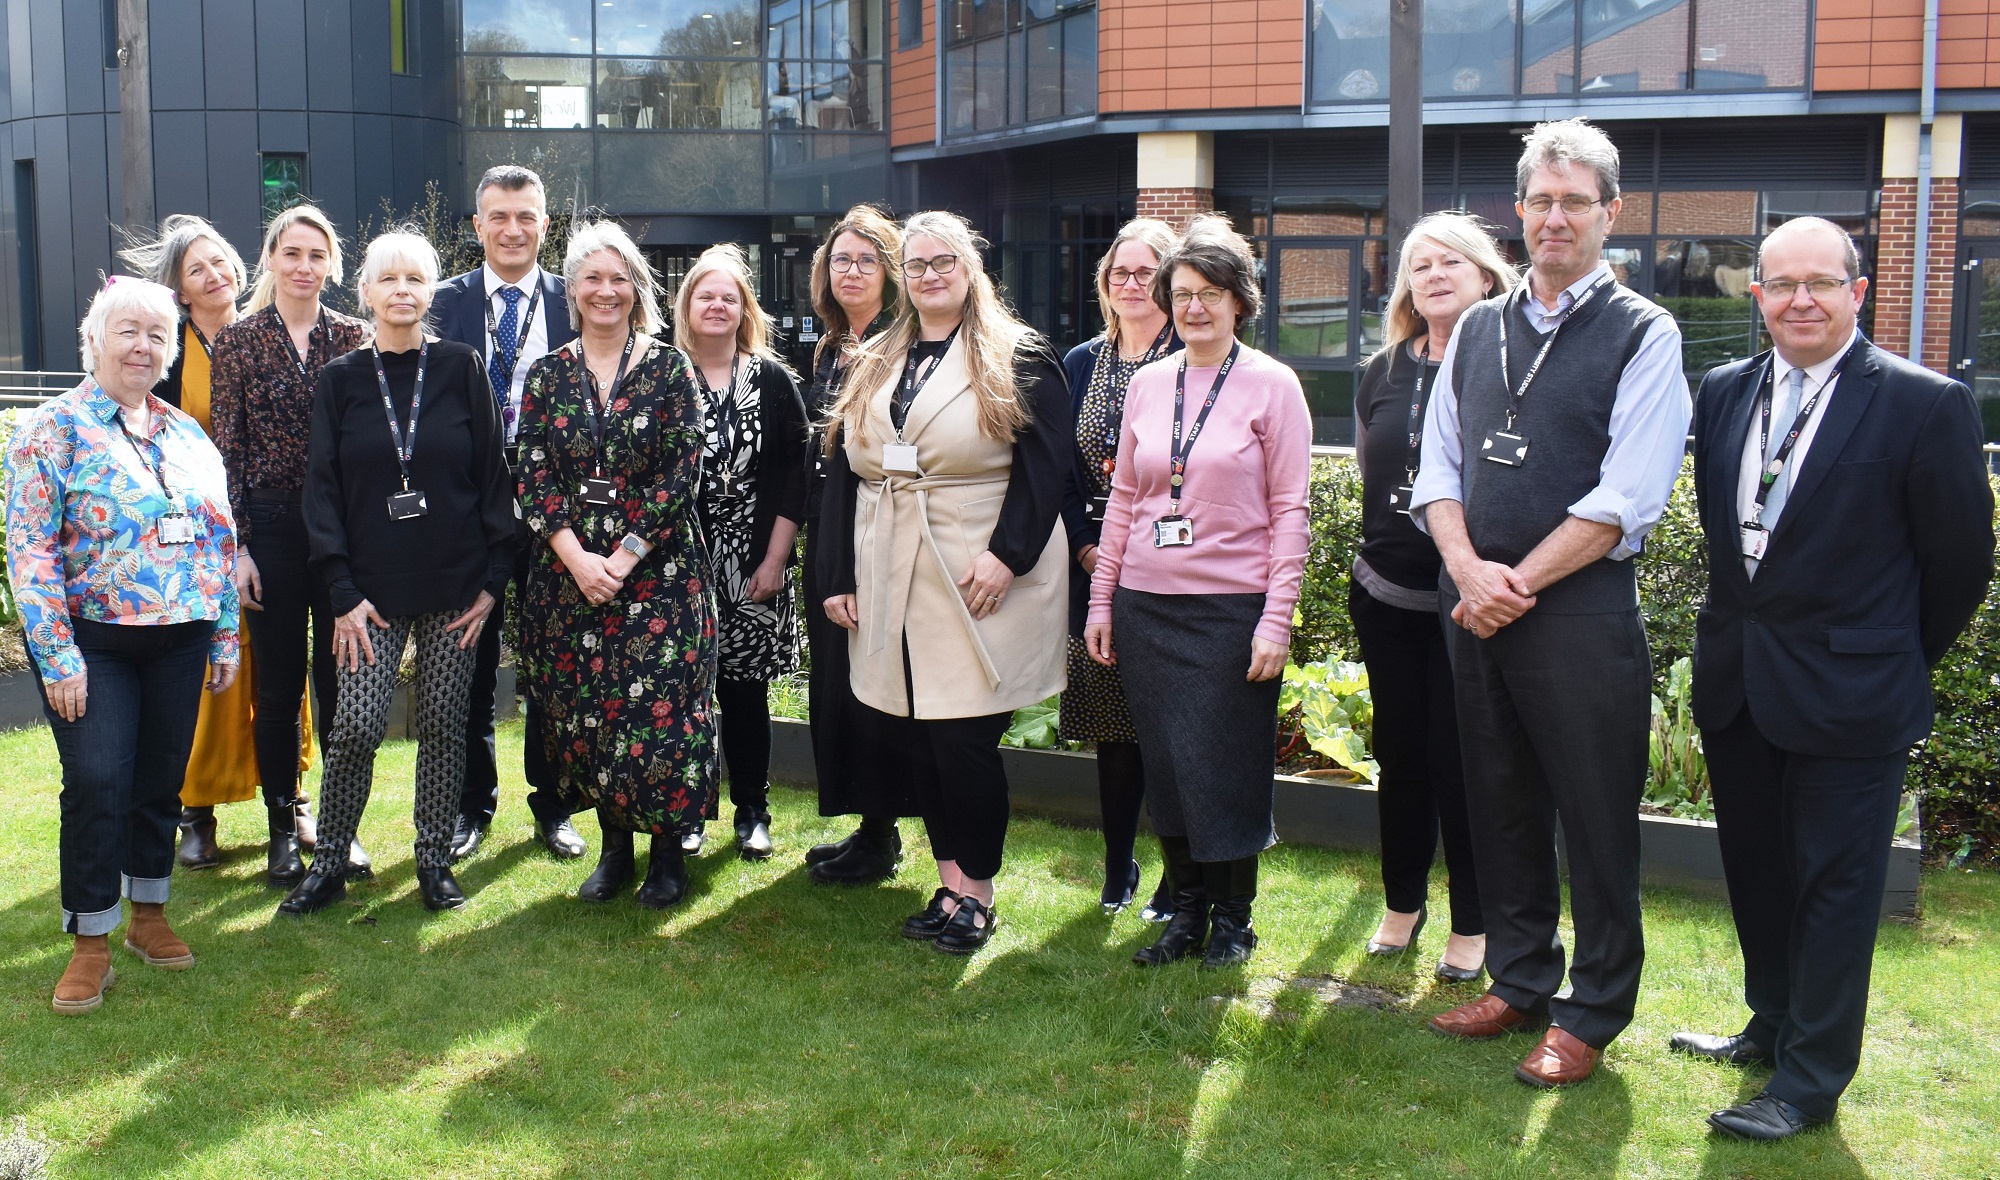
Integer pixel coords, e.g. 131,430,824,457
1690,335,1994,758
432,265,578,379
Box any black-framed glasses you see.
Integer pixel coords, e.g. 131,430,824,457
1107,266,1157,288
1520,194,1605,217
830,253,881,275
1169,287,1229,309
903,254,960,279
1758,277,1851,299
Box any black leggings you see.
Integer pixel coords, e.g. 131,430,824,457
241,499,335,814
716,677,773,817
1097,740,1145,879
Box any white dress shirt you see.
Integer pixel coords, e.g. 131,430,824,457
482,262,551,442
1735,327,1859,575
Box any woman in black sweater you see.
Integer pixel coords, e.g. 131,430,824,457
281,230,515,916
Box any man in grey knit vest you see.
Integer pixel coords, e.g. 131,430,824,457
1408,118,1692,1088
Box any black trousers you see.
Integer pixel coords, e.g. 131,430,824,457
241,498,335,811
1703,706,1907,1121
1442,603,1650,1050
716,676,772,817
462,536,565,827
1349,582,1483,935
858,702,1013,880
802,521,911,820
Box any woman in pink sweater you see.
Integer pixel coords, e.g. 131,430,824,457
1084,215,1312,969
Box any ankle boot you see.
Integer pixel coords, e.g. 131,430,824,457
176,806,220,870
809,823,902,885
124,902,194,968
1200,855,1259,969
275,866,347,916
1133,836,1210,966
635,835,688,909
578,820,636,902
53,934,115,1014
266,805,304,888
734,808,773,861
293,794,319,853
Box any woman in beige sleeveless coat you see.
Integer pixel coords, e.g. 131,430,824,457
818,210,1072,955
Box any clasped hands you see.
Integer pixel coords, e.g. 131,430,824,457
1448,558,1537,639
821,550,1015,633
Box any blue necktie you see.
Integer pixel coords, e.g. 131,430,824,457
490,285,523,434
1764,365,1807,525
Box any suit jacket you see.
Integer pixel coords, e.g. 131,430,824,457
432,266,578,388
1690,335,1994,757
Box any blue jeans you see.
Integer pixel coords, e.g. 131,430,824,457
42,618,214,935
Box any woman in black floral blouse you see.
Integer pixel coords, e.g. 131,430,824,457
515,220,718,909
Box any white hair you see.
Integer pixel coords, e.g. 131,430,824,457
355,229,441,321
562,221,664,336
1516,118,1622,203
80,278,181,373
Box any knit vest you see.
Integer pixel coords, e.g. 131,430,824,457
1444,278,1668,614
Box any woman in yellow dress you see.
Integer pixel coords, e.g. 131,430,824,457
121,216,317,869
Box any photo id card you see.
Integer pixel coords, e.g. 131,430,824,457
580,477,618,506
1739,522,1769,560
882,443,922,475
386,489,429,521
1480,429,1530,467
157,512,196,544
1390,482,1416,517
1153,515,1193,548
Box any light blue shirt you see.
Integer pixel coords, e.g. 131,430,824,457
1408,262,1693,561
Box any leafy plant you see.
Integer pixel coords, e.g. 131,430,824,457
1646,656,1712,820
1002,696,1061,749
1278,658,1378,783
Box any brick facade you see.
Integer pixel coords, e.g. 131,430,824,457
1872,176,1959,373
889,1,937,146
1816,0,2000,91
1135,187,1216,228
1100,0,1304,113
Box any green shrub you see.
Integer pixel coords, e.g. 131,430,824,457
1913,474,2000,866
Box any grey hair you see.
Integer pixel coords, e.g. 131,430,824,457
1516,118,1621,203
561,220,664,335
80,278,181,373
475,164,546,209
116,215,248,306
354,229,441,321
1152,213,1262,321
1757,216,1863,282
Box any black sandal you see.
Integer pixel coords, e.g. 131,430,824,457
934,895,997,955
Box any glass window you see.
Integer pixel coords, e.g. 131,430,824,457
463,57,595,129
1358,239,1388,352
768,61,883,130
595,132,764,211
1521,0,1576,93
260,154,305,223
1275,246,1355,360
1062,10,1095,116
465,129,595,207
1657,190,1757,235
465,0,591,53
1761,190,1873,237
900,0,924,48
1579,0,1687,92
1297,369,1359,447
604,0,760,56
599,59,762,129
1309,0,1389,103
1604,243,1645,288
1427,0,1514,97
1962,191,2000,238
391,0,415,74
1651,237,1761,375
946,0,1007,46
1693,0,1804,89
769,134,889,210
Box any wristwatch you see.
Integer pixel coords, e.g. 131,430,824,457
620,534,650,559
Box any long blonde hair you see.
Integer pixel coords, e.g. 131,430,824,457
671,242,785,367
827,210,1035,454
1382,212,1518,348
1095,217,1178,350
243,204,344,315
809,204,904,368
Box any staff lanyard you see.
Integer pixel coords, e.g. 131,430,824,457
694,353,744,464
893,324,960,437
278,311,327,383
1100,322,1176,452
371,342,429,493
1402,340,1434,483
1749,343,1855,525
484,280,543,392
1167,341,1240,514
581,334,636,478
1496,273,1612,431
187,322,214,363
119,413,177,505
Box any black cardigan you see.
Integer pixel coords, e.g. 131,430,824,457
696,353,811,569
304,339,516,618
1352,340,1446,593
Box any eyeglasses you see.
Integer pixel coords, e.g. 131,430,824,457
1520,194,1605,217
1107,266,1157,288
902,254,960,279
830,253,881,275
1758,277,1851,299
1169,287,1230,309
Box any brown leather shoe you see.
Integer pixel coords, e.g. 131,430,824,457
1429,992,1541,1039
1515,1026,1601,1088
124,903,195,969
53,934,115,1015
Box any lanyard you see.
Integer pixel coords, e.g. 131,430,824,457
1402,340,1434,483
695,352,744,467
1099,322,1175,450
119,409,177,505
278,311,327,383
581,334,637,478
483,280,543,392
187,322,214,363
1496,273,1612,430
370,342,429,492
1749,343,1855,523
1168,341,1240,513
893,324,960,436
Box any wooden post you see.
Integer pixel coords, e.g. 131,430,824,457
1387,0,1424,259
117,0,154,228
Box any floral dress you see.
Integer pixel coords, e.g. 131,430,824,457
515,338,719,835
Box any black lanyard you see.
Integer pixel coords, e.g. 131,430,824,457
893,324,960,436
278,311,327,383
1168,341,1240,513
483,280,543,393
695,353,744,467
119,406,177,505
1402,340,1434,483
1099,322,1175,450
1749,342,1855,523
371,342,429,492
187,322,215,363
1496,273,1612,430
581,334,636,478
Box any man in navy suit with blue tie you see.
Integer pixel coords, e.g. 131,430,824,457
433,164,585,861
1684,216,1993,1139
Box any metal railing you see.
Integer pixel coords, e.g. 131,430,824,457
0,371,85,409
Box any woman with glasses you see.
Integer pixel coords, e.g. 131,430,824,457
1085,215,1311,969
1060,218,1181,916
818,211,1072,954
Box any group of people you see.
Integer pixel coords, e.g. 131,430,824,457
5,117,1989,1143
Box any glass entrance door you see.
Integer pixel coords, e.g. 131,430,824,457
1956,240,2000,444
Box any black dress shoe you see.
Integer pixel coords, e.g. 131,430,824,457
934,896,997,955
1435,959,1485,984
1100,858,1140,913
681,826,705,856
902,888,959,940
344,839,374,881
276,867,346,916
1139,875,1176,923
805,830,859,866
1366,907,1427,956
1671,1030,1771,1066
537,817,587,860
1708,1092,1824,1141
578,826,636,902
635,836,688,909
416,865,467,911
449,816,487,862
734,811,773,861
811,829,902,884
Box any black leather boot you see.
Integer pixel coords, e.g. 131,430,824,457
265,803,304,889
635,835,688,908
177,807,220,870
733,808,773,861
804,828,860,866
1133,836,1209,966
578,819,636,902
275,866,346,915
416,865,467,911
1200,855,1259,969
809,823,902,885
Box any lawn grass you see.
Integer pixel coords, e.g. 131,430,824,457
0,722,1997,1178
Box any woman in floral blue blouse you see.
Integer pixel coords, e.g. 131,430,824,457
4,278,240,1015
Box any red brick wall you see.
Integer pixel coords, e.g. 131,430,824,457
1873,176,1958,372
1815,0,2000,91
1101,0,1304,113
889,2,937,146
1136,188,1215,228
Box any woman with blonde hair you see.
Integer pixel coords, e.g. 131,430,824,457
818,210,1072,954
210,203,372,888
1350,211,1516,981
672,243,808,861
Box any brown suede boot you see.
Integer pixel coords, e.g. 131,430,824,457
124,903,195,969
52,934,115,1015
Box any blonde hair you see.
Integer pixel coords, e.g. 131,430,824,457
1382,212,1518,348
354,229,441,322
671,242,783,366
561,221,664,336
117,214,248,307
827,210,1036,455
244,204,344,315
80,278,181,373
809,204,904,368
1094,218,1179,350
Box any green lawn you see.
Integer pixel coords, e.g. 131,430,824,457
0,723,1996,1179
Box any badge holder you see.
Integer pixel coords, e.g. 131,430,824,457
387,486,429,520
1086,492,1112,524
580,475,617,506
1390,479,1416,517
1739,521,1768,560
157,511,196,544
882,442,922,475
1153,515,1193,547
1481,429,1529,467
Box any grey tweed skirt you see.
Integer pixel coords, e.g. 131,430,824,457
1111,586,1280,862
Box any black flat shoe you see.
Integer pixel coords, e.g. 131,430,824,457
578,827,636,902
734,811,772,861
1367,907,1427,956
276,867,346,916
934,896,996,955
344,839,374,881
416,865,467,911
805,830,859,866
1100,858,1141,913
1708,1093,1824,1141
634,835,688,909
1670,1030,1771,1066
902,888,959,940
537,817,587,860
811,830,903,885
1139,876,1176,923
449,816,488,863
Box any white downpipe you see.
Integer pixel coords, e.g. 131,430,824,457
1910,0,1940,364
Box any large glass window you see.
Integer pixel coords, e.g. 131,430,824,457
464,57,595,129
598,58,761,129
600,0,759,55
261,155,306,223
943,0,1095,137
465,0,591,52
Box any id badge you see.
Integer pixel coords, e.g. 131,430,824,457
1152,515,1193,548
1480,429,1530,467
1389,482,1416,517
1739,522,1768,560
1086,492,1111,524
580,477,618,506
387,489,429,520
157,512,196,544
882,443,922,475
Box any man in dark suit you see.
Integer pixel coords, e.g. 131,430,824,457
433,164,586,861
1684,215,1993,1139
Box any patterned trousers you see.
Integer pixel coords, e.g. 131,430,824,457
316,610,477,872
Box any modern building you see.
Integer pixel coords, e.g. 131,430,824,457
3,0,1998,444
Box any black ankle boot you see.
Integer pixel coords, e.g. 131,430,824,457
578,821,636,902
804,828,860,866
1132,836,1208,966
275,866,346,915
635,835,688,908
265,805,304,888
177,807,220,870
1200,855,1259,969
809,823,902,884
416,865,467,911
733,808,772,861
